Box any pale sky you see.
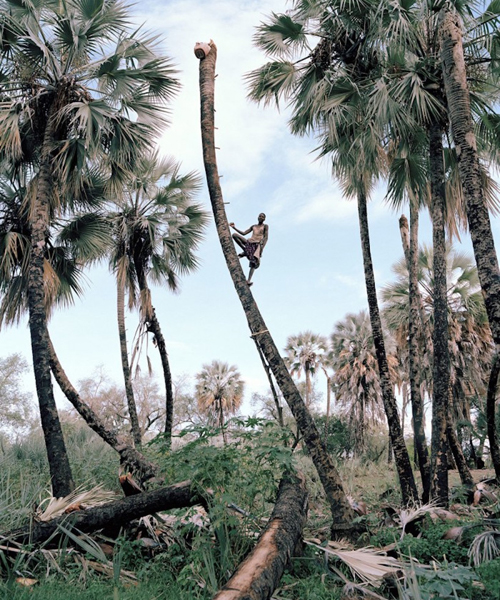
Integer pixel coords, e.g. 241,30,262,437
2,0,498,417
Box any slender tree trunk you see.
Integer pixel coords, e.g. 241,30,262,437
255,340,284,428
117,280,141,447
305,368,311,408
440,10,500,347
486,353,500,480
48,335,158,482
27,130,74,498
429,124,450,506
136,269,175,448
357,186,418,505
399,212,431,502
324,372,331,445
197,42,356,536
447,419,474,487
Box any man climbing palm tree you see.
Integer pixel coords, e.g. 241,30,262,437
230,213,268,285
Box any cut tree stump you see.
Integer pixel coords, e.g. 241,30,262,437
213,473,308,600
7,480,205,546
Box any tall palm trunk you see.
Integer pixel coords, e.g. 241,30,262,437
305,367,311,408
399,212,431,502
357,186,418,505
117,279,142,447
197,41,356,536
135,269,175,448
486,353,500,480
429,124,450,506
27,131,74,498
440,10,500,346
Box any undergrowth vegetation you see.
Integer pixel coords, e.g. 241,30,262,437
1,419,500,599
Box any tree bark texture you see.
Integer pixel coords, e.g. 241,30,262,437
399,212,431,502
117,280,142,447
357,188,418,505
429,125,450,506
213,474,308,600
9,481,204,546
27,129,74,498
440,10,500,346
487,353,500,481
197,42,356,536
48,335,158,482
446,388,473,487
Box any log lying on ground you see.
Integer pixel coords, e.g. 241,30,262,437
8,481,205,546
213,474,308,600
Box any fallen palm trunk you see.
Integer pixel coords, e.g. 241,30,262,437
213,474,308,600
8,480,204,546
48,334,158,481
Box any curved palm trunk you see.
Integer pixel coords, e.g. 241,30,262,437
399,212,431,502
135,271,175,448
487,353,500,481
28,137,74,498
197,42,356,536
440,10,500,346
117,280,141,447
305,367,311,408
429,125,450,506
48,335,158,481
357,187,418,506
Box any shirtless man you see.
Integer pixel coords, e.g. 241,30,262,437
229,213,269,285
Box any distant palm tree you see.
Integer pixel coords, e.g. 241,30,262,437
331,311,396,456
195,360,244,443
108,152,208,447
0,0,178,496
285,331,327,408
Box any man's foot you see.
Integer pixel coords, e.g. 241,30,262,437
238,252,245,258
247,281,253,287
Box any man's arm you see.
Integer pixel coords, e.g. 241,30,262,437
230,223,253,236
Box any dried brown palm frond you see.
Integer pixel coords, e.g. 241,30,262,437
398,501,441,537
35,485,117,522
469,530,500,566
305,540,403,584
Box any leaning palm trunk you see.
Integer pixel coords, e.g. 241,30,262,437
440,10,500,347
197,41,355,536
399,212,431,502
27,131,74,498
48,335,158,482
357,186,418,506
117,280,142,447
429,124,450,506
136,271,175,448
486,353,500,481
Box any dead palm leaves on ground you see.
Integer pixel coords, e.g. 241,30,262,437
35,485,118,522
305,540,403,585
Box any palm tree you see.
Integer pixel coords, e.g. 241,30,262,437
108,152,208,447
383,245,494,484
439,5,500,347
0,0,179,494
284,331,327,409
247,0,419,506
331,311,394,457
195,360,244,443
197,42,357,536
